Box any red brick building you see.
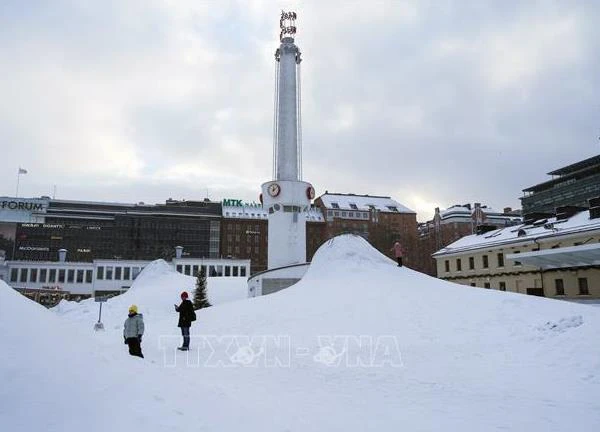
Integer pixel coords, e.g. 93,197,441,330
416,203,522,276
313,193,418,269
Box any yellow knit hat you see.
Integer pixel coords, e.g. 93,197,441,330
128,304,138,314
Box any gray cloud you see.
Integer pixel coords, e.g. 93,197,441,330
1,0,599,220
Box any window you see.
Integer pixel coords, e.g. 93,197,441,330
30,268,38,282
233,266,239,276
49,269,57,283
115,267,122,280
97,266,104,280
86,270,93,283
331,203,339,209
499,282,506,291
176,265,183,273
349,203,358,210
132,267,141,279
209,265,216,276
456,258,462,272
123,267,131,280
578,278,589,295
76,270,84,283
39,269,47,283
513,251,521,266
386,206,399,212
67,269,75,283
225,266,231,276
58,269,65,283
484,282,491,289
497,253,504,267
184,265,191,276
240,267,247,277
469,257,474,270
470,283,476,287
482,255,489,268
555,279,565,296
20,268,28,282
217,265,223,276
106,266,113,280
193,265,199,277
10,269,18,282
444,260,450,272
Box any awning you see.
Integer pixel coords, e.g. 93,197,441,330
506,243,600,269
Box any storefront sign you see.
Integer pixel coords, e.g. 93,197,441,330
223,199,262,207
0,200,45,211
19,246,50,251
0,198,48,224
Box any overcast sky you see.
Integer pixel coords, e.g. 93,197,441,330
1,0,599,221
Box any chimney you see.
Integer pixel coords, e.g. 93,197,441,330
175,246,183,259
474,202,481,209
504,207,512,214
58,249,67,262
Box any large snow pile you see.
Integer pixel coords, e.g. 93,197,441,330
2,234,600,431
53,259,248,325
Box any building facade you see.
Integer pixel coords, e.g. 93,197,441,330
0,252,250,306
521,154,600,215
313,193,418,268
1,197,222,262
417,203,522,276
220,199,325,275
432,207,600,299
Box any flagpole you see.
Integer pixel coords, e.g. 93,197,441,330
16,171,21,198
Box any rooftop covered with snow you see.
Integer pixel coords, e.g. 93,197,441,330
433,210,600,256
317,193,415,214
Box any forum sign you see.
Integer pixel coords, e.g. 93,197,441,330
0,198,48,223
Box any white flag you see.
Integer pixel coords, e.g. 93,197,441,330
18,167,27,174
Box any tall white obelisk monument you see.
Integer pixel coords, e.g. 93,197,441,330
261,12,315,270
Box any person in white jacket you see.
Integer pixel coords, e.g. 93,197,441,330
123,304,145,358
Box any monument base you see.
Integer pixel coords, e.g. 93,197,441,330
247,262,310,297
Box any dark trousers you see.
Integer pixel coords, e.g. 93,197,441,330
127,337,144,358
396,256,403,267
181,327,190,348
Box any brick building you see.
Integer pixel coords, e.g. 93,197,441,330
220,201,325,274
417,203,521,276
313,193,418,268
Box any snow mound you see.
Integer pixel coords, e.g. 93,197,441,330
4,236,600,431
53,259,249,330
305,234,393,277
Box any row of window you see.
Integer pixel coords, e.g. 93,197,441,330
327,210,370,220
10,267,94,284
97,266,143,281
176,264,247,277
554,278,589,296
445,252,515,273
468,278,590,295
470,281,507,291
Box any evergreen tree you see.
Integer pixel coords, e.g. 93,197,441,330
193,267,211,310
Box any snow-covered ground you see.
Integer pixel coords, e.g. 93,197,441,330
1,234,599,431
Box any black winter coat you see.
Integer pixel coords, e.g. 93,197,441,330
176,299,195,328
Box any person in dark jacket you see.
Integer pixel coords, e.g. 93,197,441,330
174,291,195,351
123,304,144,358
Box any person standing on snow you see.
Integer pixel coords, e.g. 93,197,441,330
123,304,145,358
391,240,404,267
174,291,196,351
